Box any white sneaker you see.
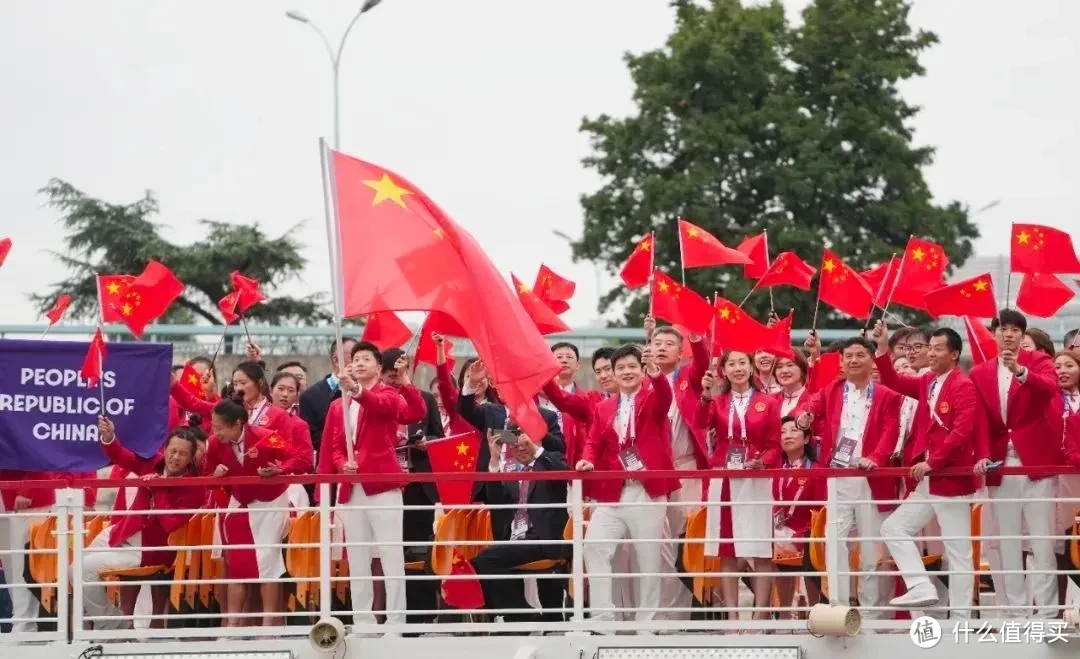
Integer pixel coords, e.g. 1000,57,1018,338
890,584,939,608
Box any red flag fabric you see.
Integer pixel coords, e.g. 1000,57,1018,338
415,329,454,370
177,362,203,398
756,252,816,291
818,250,874,319
114,260,185,339
423,309,468,338
963,316,998,366
97,274,135,323
532,264,575,314
425,432,481,506
737,232,768,279
769,311,794,359
329,149,558,440
1011,223,1080,274
81,329,107,387
441,549,485,610
512,274,571,336
651,271,713,335
711,296,791,358
0,237,11,268
861,257,901,308
217,291,240,325
808,351,842,394
229,272,266,313
892,237,948,311
1016,272,1076,318
45,294,72,326
923,273,997,319
360,311,413,350
678,219,752,269
619,234,654,289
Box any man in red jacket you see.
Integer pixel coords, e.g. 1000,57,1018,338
325,341,426,632
874,322,978,618
970,309,1061,618
576,344,676,626
0,470,55,632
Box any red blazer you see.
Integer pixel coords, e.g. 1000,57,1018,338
542,382,611,468
970,351,1062,485
0,471,56,511
581,373,678,503
101,438,204,566
435,362,484,436
326,382,426,498
772,459,825,536
670,340,712,469
204,424,302,506
170,382,287,435
695,390,782,470
875,354,978,497
793,380,902,510
285,413,315,475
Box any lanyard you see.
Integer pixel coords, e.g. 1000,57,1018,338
778,457,811,517
249,399,272,426
841,382,874,437
616,395,636,445
727,392,751,441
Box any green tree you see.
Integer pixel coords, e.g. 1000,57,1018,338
30,179,330,325
575,0,977,327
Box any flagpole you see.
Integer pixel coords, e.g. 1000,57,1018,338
863,252,898,331
1004,272,1013,310
209,327,228,367
96,326,107,416
965,317,986,363
763,229,774,314
677,221,686,286
39,325,51,340
879,239,911,328
809,286,822,335
711,291,719,360
320,137,356,467
739,278,763,308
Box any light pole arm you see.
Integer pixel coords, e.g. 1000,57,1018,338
336,8,367,65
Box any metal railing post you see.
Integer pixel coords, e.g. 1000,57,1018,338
319,482,332,618
55,487,83,642
824,477,841,605
570,478,586,629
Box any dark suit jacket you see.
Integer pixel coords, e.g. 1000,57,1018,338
298,375,341,453
457,394,564,470
483,445,569,549
405,390,443,503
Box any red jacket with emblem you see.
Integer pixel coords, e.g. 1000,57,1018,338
695,390,782,470
204,424,302,506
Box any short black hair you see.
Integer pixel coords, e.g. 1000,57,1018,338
381,347,404,371
839,337,876,356
591,347,615,369
990,308,1027,333
779,415,817,462
610,344,642,367
276,360,307,373
888,327,912,350
551,342,580,360
271,371,301,390
331,337,357,355
908,327,931,344
1064,328,1078,350
212,396,249,426
932,327,963,357
350,340,383,365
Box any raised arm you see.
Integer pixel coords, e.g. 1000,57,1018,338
685,337,710,397
169,379,216,417
874,352,924,401
542,380,593,425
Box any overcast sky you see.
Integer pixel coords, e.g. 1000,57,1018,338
1,0,1076,328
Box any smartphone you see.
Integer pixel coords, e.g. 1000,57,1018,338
986,460,1004,471
496,429,519,445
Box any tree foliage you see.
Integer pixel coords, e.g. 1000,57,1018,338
576,0,977,327
30,179,330,325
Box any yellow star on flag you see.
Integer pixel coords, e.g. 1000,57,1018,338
1016,231,1030,245
187,374,199,386
121,303,133,316
107,282,121,295
657,280,670,293
822,259,836,273
639,238,652,251
973,279,989,292
517,281,530,294
362,173,412,209
719,307,731,319
687,227,699,238
456,441,469,456
912,247,925,261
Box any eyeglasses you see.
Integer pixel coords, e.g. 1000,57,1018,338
904,343,928,352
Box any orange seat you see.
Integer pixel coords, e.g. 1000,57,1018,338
681,507,724,604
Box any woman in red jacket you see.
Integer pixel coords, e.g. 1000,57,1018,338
171,361,289,436
205,396,304,628
1052,350,1080,596
269,371,316,510
169,356,218,435
773,349,810,418
771,416,825,617
695,350,781,619
82,416,204,630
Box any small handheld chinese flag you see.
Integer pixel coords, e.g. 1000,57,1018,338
818,250,874,319
923,273,997,319
532,263,575,314
1016,272,1075,318
512,274,570,336
81,329,107,388
97,274,135,323
0,237,12,268
892,237,948,311
217,291,240,324
756,252,816,291
45,294,72,326
963,316,998,365
114,260,185,338
1011,223,1080,274
178,362,203,398
619,234,654,289
425,432,481,506
229,271,266,313
651,271,713,334
440,549,484,610
737,232,768,279
677,219,751,269
360,311,413,350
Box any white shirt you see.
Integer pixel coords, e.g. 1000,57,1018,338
667,373,693,461
780,387,805,417
616,391,637,444
1067,392,1080,415
928,369,952,426
895,396,918,454
727,390,752,439
839,382,872,460
997,358,1013,423
231,428,247,465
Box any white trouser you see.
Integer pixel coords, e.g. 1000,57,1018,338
658,456,699,620
0,505,48,633
834,478,889,619
584,482,667,622
79,529,142,630
990,452,1057,618
881,480,973,619
339,487,405,625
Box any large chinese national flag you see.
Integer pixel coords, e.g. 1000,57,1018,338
328,148,558,440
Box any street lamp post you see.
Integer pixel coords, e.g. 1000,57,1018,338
285,0,383,149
